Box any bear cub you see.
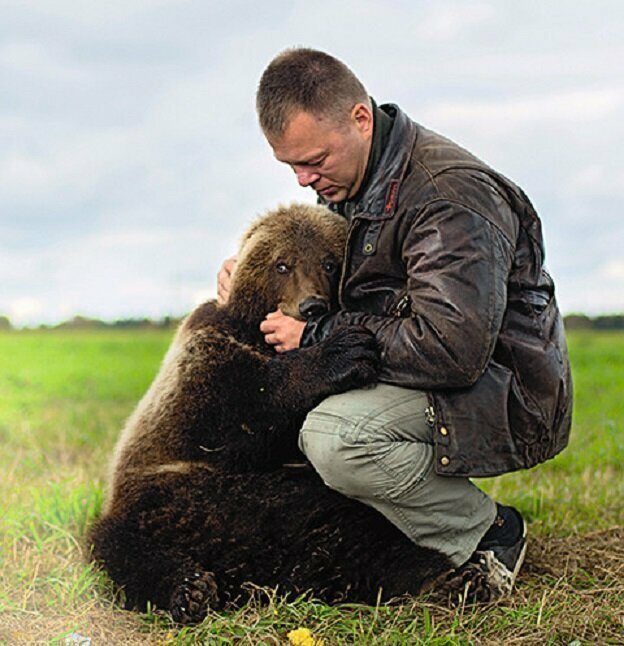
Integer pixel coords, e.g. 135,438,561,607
89,203,451,624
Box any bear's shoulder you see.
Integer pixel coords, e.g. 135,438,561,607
184,300,219,332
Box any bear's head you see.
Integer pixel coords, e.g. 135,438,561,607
226,203,347,325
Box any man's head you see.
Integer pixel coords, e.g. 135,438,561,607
257,48,374,203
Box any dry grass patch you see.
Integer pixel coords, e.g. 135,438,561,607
1,527,622,644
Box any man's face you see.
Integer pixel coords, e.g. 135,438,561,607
267,105,373,203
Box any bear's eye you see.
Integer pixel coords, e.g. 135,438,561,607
275,261,290,274
323,260,337,274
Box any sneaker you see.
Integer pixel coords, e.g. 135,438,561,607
440,504,527,604
471,503,527,598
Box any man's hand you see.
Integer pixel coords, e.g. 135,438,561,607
217,256,237,305
260,310,306,353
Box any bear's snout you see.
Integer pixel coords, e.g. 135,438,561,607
299,297,329,319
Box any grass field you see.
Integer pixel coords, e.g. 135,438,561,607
0,329,622,645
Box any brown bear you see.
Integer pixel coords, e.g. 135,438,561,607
88,203,451,625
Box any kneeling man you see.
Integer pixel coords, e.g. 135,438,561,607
219,48,573,599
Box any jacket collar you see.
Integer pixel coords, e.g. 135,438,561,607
326,104,416,221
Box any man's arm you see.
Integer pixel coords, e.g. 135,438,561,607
302,200,518,389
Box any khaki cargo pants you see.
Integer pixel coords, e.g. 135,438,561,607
299,383,497,566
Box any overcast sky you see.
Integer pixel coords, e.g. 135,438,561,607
2,1,623,326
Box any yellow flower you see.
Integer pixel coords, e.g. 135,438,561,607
287,627,325,646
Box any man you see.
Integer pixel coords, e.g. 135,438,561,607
218,48,573,598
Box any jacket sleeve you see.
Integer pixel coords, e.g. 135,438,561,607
301,200,517,389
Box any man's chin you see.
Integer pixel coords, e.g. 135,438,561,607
316,187,345,202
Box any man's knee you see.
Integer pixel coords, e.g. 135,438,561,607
298,384,432,499
299,420,371,498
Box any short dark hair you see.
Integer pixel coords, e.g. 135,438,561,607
256,48,370,137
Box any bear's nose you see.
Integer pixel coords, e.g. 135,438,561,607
299,297,329,320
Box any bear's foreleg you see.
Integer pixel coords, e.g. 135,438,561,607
265,326,380,411
209,326,380,470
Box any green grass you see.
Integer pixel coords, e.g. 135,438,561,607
0,329,622,644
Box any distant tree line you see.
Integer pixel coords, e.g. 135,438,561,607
1,313,624,331
0,314,182,331
562,314,624,330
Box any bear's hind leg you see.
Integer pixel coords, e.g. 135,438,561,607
89,469,225,622
89,511,212,615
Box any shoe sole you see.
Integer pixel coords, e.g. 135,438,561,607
509,515,528,586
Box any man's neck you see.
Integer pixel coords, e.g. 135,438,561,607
341,99,394,219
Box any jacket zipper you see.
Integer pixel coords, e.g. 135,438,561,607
425,405,436,426
393,293,411,317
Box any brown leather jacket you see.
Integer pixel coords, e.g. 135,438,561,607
302,104,573,477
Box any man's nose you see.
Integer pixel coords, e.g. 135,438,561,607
295,168,321,187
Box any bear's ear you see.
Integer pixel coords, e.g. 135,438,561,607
238,218,266,248
229,227,274,300
234,228,267,273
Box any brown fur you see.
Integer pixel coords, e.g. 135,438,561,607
226,203,346,322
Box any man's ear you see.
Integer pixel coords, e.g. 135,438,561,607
351,103,374,139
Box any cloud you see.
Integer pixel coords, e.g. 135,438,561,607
0,40,86,80
0,223,223,326
1,0,624,323
565,164,624,199
602,260,624,280
8,297,44,326
558,278,624,316
421,86,624,132
416,2,497,40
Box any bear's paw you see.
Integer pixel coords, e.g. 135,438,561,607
169,570,219,625
320,326,380,391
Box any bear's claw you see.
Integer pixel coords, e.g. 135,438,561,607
169,570,219,625
440,561,494,605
